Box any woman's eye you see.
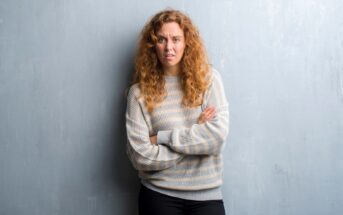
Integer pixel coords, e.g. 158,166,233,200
157,38,165,43
173,38,180,43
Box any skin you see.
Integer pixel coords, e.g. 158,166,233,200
155,22,186,76
198,106,217,124
150,22,216,145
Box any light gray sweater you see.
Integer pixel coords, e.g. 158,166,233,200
125,69,229,200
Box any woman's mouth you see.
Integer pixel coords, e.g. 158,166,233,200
164,54,175,60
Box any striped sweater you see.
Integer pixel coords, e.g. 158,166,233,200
125,69,229,201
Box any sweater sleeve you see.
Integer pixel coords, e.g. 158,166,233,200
156,69,229,155
126,84,184,171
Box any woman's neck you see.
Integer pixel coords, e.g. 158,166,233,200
163,65,180,76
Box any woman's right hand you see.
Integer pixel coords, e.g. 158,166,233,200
198,106,216,124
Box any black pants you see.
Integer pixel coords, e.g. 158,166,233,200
138,184,226,215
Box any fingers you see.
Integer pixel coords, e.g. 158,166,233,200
206,106,216,115
198,106,217,124
204,106,216,117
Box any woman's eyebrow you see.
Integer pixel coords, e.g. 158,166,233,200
157,34,183,38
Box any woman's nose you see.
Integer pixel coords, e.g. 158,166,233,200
165,40,173,50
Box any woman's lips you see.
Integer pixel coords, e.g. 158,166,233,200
164,54,175,60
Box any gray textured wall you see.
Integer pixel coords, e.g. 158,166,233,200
1,0,342,214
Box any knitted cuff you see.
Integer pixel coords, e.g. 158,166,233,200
157,130,172,145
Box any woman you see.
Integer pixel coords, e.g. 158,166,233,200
126,9,229,215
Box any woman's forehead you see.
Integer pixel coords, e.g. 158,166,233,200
157,22,184,37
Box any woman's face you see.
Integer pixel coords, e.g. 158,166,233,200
155,22,185,72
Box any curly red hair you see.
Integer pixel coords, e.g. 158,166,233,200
132,9,211,113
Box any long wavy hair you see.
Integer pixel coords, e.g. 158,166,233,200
131,9,211,113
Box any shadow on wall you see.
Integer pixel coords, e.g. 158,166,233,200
108,34,140,208
84,33,140,213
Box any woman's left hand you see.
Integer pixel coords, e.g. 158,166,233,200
150,135,157,145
